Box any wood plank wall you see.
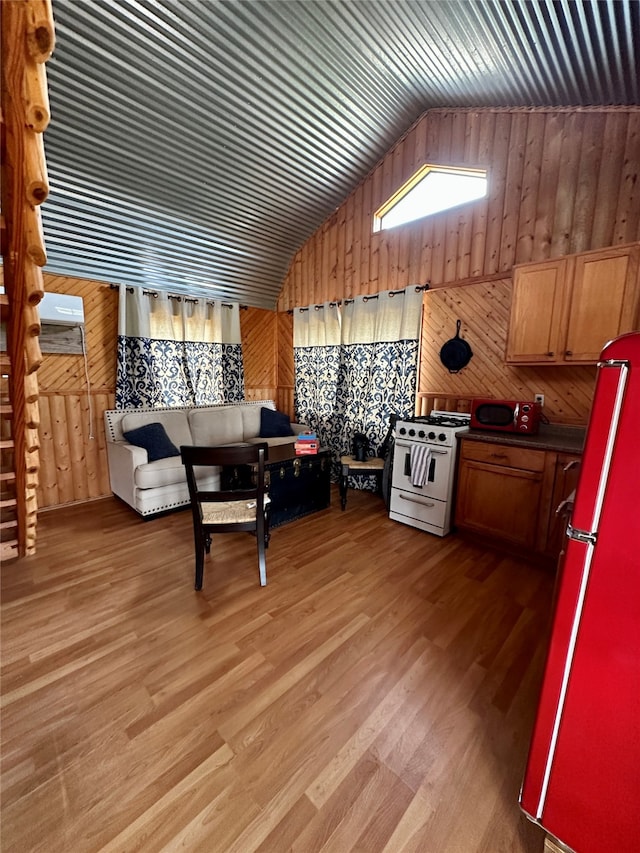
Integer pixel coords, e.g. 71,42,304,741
276,107,639,424
35,274,117,509
35,276,278,508
418,278,596,424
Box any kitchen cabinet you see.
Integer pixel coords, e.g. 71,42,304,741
506,243,640,364
455,439,583,561
455,442,547,550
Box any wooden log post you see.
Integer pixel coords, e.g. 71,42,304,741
25,427,40,453
24,302,42,336
25,400,40,429
25,131,49,205
24,371,39,403
25,0,56,63
25,259,45,305
25,333,42,374
25,204,47,266
24,58,50,132
25,448,40,472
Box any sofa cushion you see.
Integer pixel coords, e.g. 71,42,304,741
134,455,186,489
259,407,294,438
134,456,217,490
241,402,274,440
188,406,244,446
121,410,192,451
123,422,180,462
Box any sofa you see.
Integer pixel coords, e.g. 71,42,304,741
104,400,308,517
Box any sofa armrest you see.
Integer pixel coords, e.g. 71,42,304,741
106,440,148,507
291,422,310,435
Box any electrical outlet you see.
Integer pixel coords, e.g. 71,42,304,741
534,393,544,407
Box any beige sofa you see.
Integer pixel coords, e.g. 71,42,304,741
104,400,307,517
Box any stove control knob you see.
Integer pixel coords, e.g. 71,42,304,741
428,431,436,440
418,429,425,438
439,433,447,442
399,427,406,435
408,428,416,437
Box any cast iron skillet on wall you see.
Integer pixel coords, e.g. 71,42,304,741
440,319,473,373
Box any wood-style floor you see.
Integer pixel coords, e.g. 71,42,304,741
1,487,552,852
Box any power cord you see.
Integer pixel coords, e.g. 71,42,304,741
80,325,94,440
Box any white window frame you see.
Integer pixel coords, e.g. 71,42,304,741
373,163,488,233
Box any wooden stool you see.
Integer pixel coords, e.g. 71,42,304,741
339,455,385,510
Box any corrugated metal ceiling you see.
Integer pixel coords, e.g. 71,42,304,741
42,0,639,308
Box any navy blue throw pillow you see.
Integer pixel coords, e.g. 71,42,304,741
259,407,294,438
122,422,180,462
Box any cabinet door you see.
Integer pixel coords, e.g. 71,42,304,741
506,260,567,363
456,459,544,549
544,453,582,557
564,245,640,361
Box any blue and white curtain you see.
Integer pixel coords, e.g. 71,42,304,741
294,285,423,483
116,285,244,409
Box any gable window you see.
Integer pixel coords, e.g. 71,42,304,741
373,164,488,232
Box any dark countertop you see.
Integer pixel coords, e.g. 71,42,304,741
459,423,586,454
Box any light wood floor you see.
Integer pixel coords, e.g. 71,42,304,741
1,487,551,852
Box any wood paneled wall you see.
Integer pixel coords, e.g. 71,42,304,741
35,274,117,508
276,107,638,425
277,108,640,311
418,278,596,425
239,307,277,402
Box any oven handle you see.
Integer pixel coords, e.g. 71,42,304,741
395,440,448,455
399,494,435,508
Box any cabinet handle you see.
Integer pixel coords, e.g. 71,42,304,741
563,459,580,473
565,350,573,356
547,351,555,357
555,497,574,516
489,452,509,460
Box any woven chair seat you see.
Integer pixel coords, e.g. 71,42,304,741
201,495,271,525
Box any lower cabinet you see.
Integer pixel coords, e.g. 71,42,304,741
455,439,581,560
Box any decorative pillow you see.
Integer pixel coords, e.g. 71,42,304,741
259,407,294,438
123,422,181,462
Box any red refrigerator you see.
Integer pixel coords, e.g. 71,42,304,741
520,331,640,852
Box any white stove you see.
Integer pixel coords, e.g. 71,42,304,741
389,411,470,536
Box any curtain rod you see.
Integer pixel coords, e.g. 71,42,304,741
289,283,429,314
109,283,246,309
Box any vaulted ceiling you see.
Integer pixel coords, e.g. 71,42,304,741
41,0,639,308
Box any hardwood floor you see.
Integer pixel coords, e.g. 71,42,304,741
1,487,551,852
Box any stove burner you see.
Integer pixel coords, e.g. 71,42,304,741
412,413,471,428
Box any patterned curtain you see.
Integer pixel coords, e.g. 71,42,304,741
116,285,244,409
294,286,423,484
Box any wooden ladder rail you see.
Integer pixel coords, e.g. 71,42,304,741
1,0,55,559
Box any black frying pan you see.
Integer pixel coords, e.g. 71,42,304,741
440,320,473,373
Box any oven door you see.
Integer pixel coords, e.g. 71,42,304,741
391,439,451,502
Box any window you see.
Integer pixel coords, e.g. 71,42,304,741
373,164,488,232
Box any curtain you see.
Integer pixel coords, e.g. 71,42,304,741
294,285,423,484
293,301,342,453
116,285,244,409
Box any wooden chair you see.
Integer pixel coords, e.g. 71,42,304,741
180,443,270,591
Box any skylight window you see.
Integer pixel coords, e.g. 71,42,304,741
373,164,488,232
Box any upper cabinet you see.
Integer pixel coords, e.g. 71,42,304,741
506,243,640,364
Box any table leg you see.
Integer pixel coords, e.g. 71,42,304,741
340,463,349,510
